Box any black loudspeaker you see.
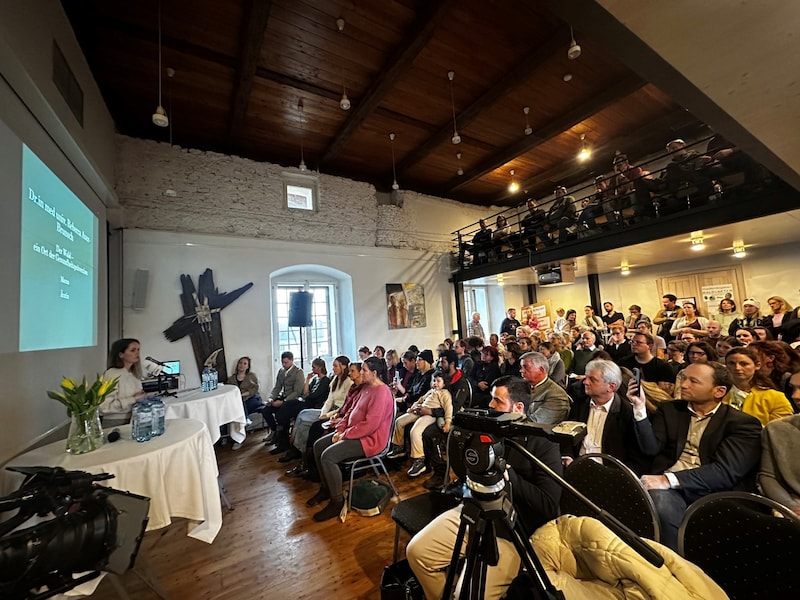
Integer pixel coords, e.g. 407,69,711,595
288,291,313,327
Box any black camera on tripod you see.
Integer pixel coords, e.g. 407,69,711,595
0,466,150,599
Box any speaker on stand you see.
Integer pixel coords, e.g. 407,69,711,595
288,291,313,368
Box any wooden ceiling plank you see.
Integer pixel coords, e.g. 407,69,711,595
228,0,273,143
444,74,645,194
318,0,459,167
395,27,567,176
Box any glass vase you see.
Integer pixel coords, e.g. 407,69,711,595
66,408,105,454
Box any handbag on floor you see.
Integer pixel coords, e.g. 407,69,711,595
350,479,391,517
380,559,423,600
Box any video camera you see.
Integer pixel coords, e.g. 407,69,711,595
0,466,150,599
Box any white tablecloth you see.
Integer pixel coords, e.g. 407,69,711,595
164,384,246,444
4,418,222,543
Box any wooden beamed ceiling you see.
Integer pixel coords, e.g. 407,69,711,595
62,0,706,206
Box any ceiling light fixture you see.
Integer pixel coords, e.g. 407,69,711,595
508,169,519,194
568,26,582,60
690,231,705,251
152,0,169,127
336,18,351,110
563,73,573,82
389,132,399,190
732,240,747,258
456,151,463,176
523,106,532,136
297,98,307,171
447,71,461,145
577,133,591,161
620,261,631,276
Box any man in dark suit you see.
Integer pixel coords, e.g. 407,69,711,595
628,361,762,550
566,359,649,475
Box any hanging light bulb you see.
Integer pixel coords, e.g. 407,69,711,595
152,0,169,127
690,231,705,251
523,106,532,136
577,133,591,161
447,71,461,145
620,261,631,276
389,132,399,190
508,169,520,194
732,240,747,258
456,151,463,176
568,26,582,60
298,98,307,171
336,18,351,110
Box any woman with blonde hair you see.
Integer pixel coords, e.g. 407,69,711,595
723,347,793,426
766,295,795,339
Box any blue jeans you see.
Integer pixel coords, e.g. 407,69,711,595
649,488,688,551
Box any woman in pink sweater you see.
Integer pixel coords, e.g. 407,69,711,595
306,356,394,521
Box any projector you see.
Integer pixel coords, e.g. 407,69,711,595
538,270,562,285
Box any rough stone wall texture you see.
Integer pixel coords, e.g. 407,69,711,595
115,136,495,254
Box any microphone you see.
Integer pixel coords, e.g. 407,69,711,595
145,356,168,367
107,428,121,443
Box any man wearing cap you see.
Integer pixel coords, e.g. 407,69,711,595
663,138,715,209
728,298,768,335
577,176,611,234
546,185,577,244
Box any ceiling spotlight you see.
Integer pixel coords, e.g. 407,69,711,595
456,151,463,176
568,26,582,60
732,240,747,258
690,231,705,251
577,133,591,161
389,132,399,190
508,169,520,194
152,0,169,127
563,73,573,82
447,71,461,145
336,18,345,32
523,106,532,136
620,263,631,276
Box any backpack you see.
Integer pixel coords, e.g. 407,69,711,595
349,479,391,517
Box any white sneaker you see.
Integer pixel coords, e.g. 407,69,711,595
232,442,243,451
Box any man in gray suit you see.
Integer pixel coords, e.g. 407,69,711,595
262,351,305,451
520,351,570,424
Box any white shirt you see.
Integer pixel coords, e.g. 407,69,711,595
581,398,611,456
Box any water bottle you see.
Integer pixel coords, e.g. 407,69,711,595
149,396,166,436
210,367,218,390
202,367,210,392
131,401,153,442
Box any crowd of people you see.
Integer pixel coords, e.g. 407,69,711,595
460,135,768,267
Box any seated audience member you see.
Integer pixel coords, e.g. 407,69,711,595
666,340,688,378
715,298,741,333
734,327,758,347
572,330,599,376
547,186,577,244
628,361,763,550
228,356,262,417
358,345,372,360
723,347,794,426
601,301,625,328
576,176,610,233
626,305,650,332
581,306,605,332
611,152,660,221
539,342,566,387
620,332,676,396
637,319,667,359
670,301,709,339
385,348,400,386
705,320,723,345
306,357,393,521
276,357,331,460
750,340,800,391
488,333,503,356
564,308,578,332
679,331,698,344
785,370,800,414
520,198,550,248
262,351,305,453
407,349,435,403
100,338,147,426
673,342,717,399
551,333,573,374
520,351,570,424
605,324,632,364
753,326,773,341
516,336,533,353
715,336,741,361
373,345,385,359
394,350,418,403
501,341,523,377
565,359,649,475
470,219,493,265
454,339,474,379
407,376,562,600
285,356,351,466
553,307,568,334
728,298,767,335
388,372,452,478
492,214,513,258
662,138,716,206
760,411,800,515
704,133,765,184
469,346,501,408
653,294,684,344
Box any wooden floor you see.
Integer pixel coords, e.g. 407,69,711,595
91,433,429,600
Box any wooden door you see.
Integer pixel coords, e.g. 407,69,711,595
658,267,746,317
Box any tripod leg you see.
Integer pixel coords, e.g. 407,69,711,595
442,517,470,599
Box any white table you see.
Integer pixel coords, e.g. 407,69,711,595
4,418,222,544
164,384,246,444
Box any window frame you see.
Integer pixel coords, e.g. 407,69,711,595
282,172,319,212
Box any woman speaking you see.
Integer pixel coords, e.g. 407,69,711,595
99,338,147,426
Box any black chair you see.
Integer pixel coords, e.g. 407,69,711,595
560,453,660,542
677,491,800,600
390,492,461,562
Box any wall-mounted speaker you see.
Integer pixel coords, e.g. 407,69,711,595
131,269,149,310
288,291,313,327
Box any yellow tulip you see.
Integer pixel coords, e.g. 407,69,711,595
98,378,112,396
62,378,76,391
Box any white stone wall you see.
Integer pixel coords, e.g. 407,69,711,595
115,135,495,254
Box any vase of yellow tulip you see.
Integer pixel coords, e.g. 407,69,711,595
48,375,119,454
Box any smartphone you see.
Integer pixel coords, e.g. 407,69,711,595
632,367,642,391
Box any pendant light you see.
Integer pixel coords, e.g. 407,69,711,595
389,133,399,190
447,71,461,145
523,106,532,136
336,18,351,110
577,133,591,161
567,26,582,60
152,0,169,127
298,98,307,171
508,169,519,194
456,151,463,176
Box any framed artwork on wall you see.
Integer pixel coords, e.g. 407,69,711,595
386,283,426,329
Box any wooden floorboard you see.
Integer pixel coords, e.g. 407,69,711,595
90,434,429,600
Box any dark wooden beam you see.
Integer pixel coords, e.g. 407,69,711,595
395,27,567,177
443,74,645,194
227,0,273,144
317,0,459,167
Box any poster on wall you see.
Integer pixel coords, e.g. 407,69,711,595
701,284,735,316
386,283,427,329
521,303,550,331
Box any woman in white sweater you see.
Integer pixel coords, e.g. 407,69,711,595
100,338,146,425
670,301,709,338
